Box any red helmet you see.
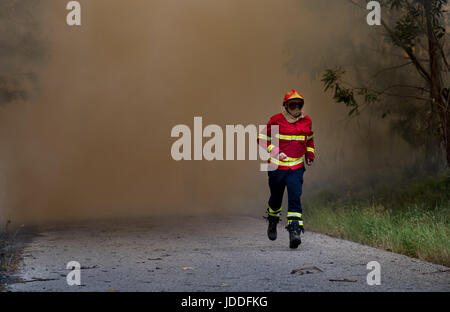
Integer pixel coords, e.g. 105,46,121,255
283,89,304,104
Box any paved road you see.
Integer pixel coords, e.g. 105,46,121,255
7,215,450,291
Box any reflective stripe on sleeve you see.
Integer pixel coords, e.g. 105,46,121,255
258,134,271,141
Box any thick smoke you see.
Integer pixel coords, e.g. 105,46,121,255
0,1,47,106
0,0,431,224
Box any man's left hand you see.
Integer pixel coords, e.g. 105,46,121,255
306,158,314,166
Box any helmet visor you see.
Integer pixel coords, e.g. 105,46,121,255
287,99,304,110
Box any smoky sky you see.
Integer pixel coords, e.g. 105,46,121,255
0,0,430,224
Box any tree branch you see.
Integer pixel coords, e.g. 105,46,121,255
378,84,431,94
348,0,432,83
375,92,430,101
372,61,414,78
438,40,450,71
380,18,432,83
365,45,428,61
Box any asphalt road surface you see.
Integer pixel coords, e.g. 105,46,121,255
6,215,450,291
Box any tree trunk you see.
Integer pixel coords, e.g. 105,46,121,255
445,105,450,168
434,96,450,168
424,0,450,168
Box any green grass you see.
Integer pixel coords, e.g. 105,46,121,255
305,174,450,266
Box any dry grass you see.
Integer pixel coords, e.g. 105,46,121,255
0,220,23,273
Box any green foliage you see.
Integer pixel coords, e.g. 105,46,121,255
321,68,380,117
322,0,449,166
394,9,422,48
386,0,448,49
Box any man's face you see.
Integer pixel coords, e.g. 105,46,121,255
286,99,304,117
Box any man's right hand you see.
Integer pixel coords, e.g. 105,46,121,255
278,152,288,161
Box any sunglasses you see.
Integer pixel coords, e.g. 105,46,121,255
287,100,304,110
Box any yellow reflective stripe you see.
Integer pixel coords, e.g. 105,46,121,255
287,212,302,218
307,147,315,153
275,134,306,141
288,219,304,225
270,158,303,166
283,156,303,162
258,134,271,141
270,156,304,166
267,145,275,153
268,206,282,214
267,206,282,217
307,134,314,140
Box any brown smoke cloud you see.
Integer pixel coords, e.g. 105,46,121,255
0,0,431,224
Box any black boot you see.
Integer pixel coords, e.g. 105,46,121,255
266,216,280,241
285,220,304,249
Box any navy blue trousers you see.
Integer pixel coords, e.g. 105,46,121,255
266,167,305,224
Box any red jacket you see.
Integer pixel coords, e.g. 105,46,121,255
257,113,315,170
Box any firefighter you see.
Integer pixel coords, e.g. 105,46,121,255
257,90,315,249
